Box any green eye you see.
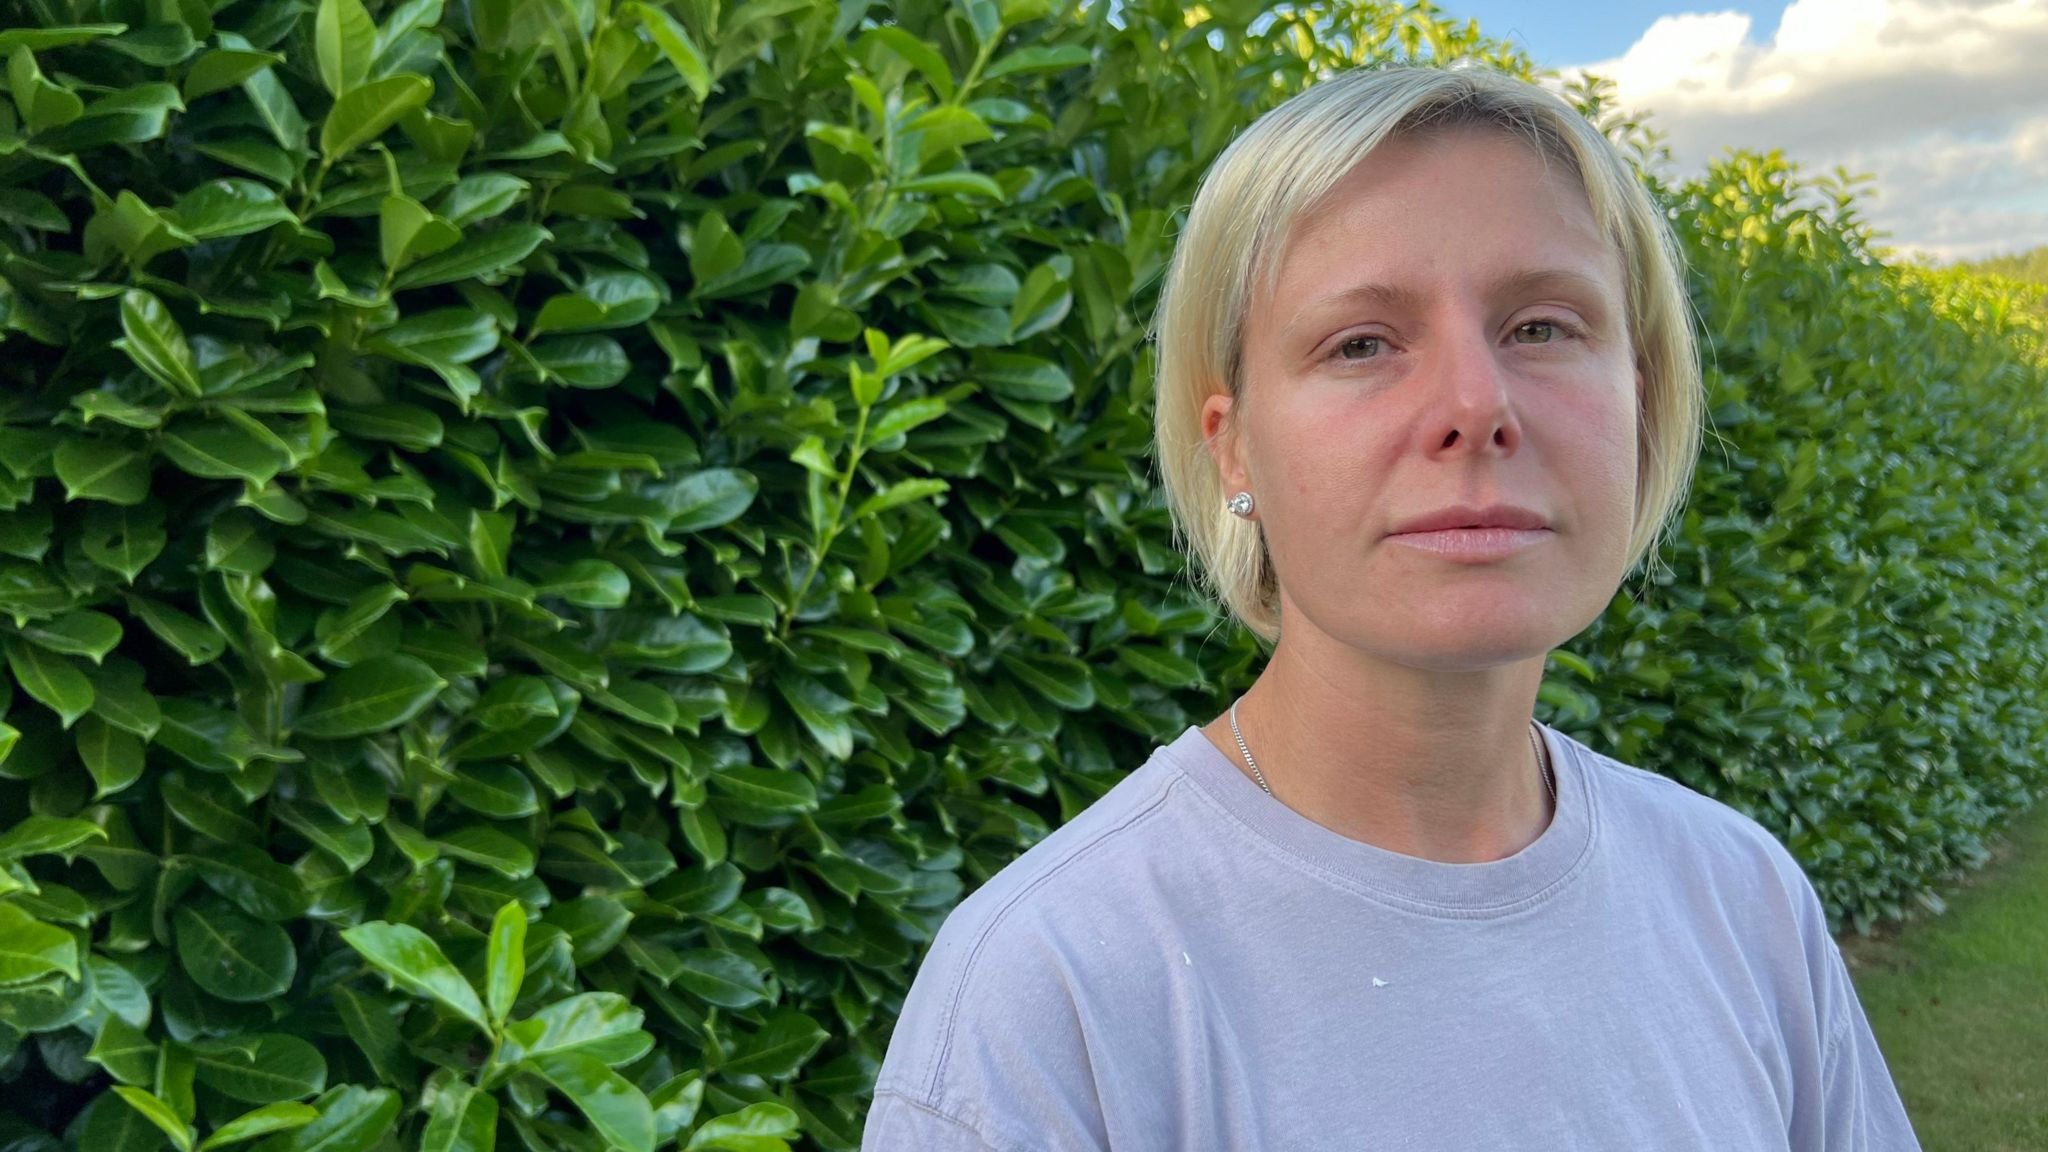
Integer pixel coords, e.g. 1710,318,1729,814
1514,318,1583,344
1333,335,1382,360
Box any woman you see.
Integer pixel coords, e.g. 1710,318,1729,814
861,63,1921,1151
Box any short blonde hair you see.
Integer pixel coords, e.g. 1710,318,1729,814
1148,63,1704,647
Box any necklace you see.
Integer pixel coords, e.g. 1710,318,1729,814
1226,697,1556,806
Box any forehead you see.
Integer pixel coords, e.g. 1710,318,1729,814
1260,127,1621,311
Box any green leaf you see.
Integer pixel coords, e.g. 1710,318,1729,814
0,900,79,982
498,991,650,1065
528,335,629,388
0,813,109,860
88,1015,158,1085
983,42,1093,79
168,179,298,240
435,825,534,879
160,420,290,484
328,404,443,451
196,1102,319,1150
319,73,432,159
852,478,949,520
721,1009,829,1080
339,920,489,1033
191,1034,328,1103
315,0,377,96
526,1051,654,1152
865,27,955,101
486,900,525,1025
83,502,169,583
114,289,201,396
87,658,162,739
8,45,85,132
419,1079,497,1152
668,949,768,1010
659,468,758,533
379,193,459,270
204,513,277,576
21,609,125,662
292,654,445,738
186,843,311,920
127,597,226,665
78,1088,172,1152
686,211,743,286
53,439,151,504
156,700,275,773
630,2,709,102
529,271,662,337
183,48,285,101
78,716,145,797
6,638,95,727
111,1086,194,1152
174,902,296,1002
535,558,629,608
271,798,373,869
706,765,817,813
88,953,151,1027
279,1085,399,1152
365,309,498,379
684,1101,801,1149
392,224,549,290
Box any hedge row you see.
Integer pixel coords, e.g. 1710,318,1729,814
1,0,2044,1148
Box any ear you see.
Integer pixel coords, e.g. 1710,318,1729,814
1200,390,1249,495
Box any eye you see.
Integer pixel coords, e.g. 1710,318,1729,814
1329,334,1384,362
1512,318,1580,345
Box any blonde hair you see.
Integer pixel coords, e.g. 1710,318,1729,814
1148,63,1704,647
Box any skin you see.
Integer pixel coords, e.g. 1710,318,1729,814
1198,125,1646,864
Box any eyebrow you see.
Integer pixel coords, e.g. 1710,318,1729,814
1283,267,1615,341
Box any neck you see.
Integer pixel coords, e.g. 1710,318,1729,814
1200,633,1555,865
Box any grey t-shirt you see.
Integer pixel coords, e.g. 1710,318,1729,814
862,721,1921,1150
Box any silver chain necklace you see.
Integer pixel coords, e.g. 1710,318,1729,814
1227,697,1556,805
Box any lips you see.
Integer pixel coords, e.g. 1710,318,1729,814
1388,503,1551,536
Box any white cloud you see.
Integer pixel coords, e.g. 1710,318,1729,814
1556,0,2048,263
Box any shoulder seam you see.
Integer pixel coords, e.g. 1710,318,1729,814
916,769,1181,1104
869,1087,1009,1152
1820,1006,1851,1072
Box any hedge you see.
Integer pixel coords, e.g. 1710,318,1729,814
1,0,2044,1148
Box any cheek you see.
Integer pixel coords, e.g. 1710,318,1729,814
1559,392,1640,510
1261,400,1378,501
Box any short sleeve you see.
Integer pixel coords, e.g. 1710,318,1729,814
860,896,1113,1152
1813,937,1923,1151
862,1090,1008,1151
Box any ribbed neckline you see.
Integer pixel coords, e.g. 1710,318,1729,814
1160,719,1597,918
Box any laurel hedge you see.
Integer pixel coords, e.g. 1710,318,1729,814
0,0,2044,1148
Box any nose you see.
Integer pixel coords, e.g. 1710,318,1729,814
1414,316,1521,456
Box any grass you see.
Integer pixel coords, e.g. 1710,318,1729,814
1834,799,2048,1151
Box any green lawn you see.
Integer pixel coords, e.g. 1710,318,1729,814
1836,799,2048,1151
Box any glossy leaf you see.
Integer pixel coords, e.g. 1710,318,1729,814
292,654,445,738
339,921,489,1033
485,899,525,1025
174,902,296,1002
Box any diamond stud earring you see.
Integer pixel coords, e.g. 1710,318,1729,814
1226,491,1255,517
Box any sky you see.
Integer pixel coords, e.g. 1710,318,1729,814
1440,0,2048,265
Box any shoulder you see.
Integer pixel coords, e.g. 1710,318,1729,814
1573,736,1832,938
871,739,1191,1112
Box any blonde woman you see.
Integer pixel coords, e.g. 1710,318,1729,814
862,63,1920,1151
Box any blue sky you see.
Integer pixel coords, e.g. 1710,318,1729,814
1439,1,1793,69
1433,0,2048,264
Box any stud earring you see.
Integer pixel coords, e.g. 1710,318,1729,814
1226,491,1255,517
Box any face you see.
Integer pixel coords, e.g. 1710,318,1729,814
1202,127,1644,669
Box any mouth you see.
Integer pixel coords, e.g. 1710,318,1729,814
1385,525,1552,560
